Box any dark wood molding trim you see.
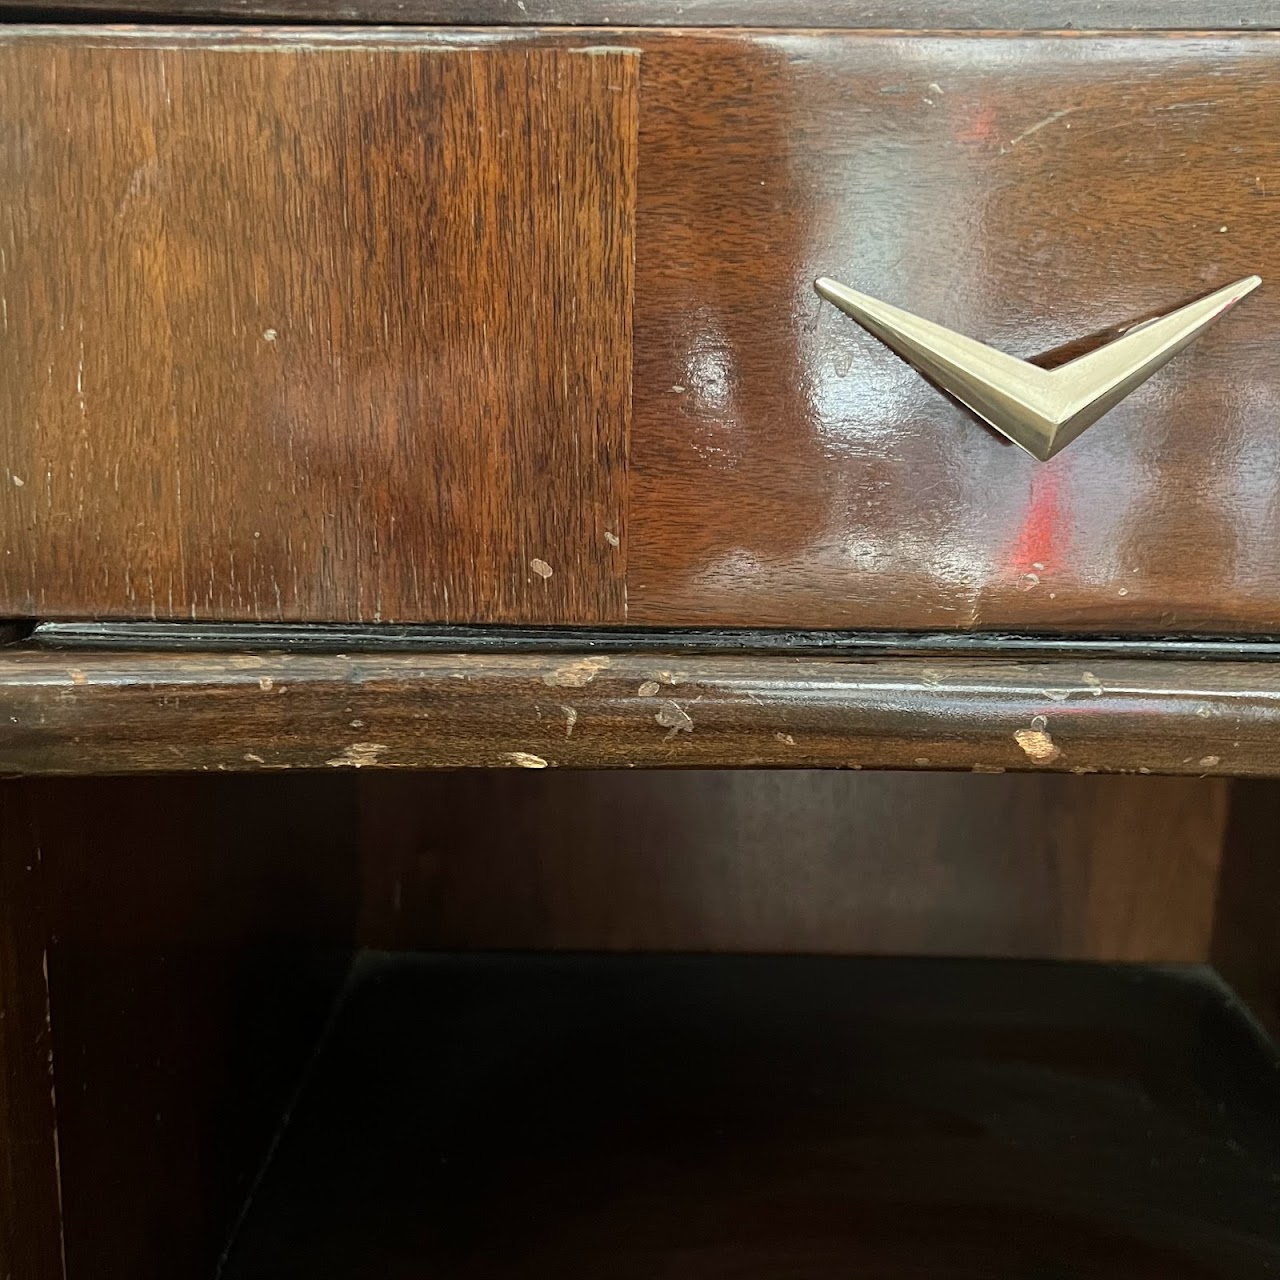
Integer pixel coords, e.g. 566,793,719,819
0,3,1275,29
1,648,1277,776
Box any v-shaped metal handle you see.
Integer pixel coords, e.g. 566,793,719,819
815,276,1261,460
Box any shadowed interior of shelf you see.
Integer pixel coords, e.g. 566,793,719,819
4,771,1278,1277
222,953,1280,1280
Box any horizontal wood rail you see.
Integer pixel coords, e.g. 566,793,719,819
1,648,1277,776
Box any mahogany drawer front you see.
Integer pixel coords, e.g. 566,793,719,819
628,32,1280,633
2,29,1278,631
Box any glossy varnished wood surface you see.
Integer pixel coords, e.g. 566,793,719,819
2,29,1279,632
3,0,1275,28
359,770,1227,961
0,34,635,623
1,648,1278,775
630,32,1280,631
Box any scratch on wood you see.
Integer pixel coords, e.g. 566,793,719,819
1009,107,1076,146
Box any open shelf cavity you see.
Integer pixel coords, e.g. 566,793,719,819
223,953,1280,1279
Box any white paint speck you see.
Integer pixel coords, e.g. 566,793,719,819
262,328,278,342
505,751,548,769
543,656,610,688
326,742,389,768
655,700,694,737
530,558,553,580
1014,723,1060,764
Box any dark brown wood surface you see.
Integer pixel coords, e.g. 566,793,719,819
0,33,635,623
0,784,64,1280
32,774,361,1280
1213,779,1280,1039
2,29,1278,632
629,31,1280,631
1,647,1278,775
2,1,1274,28
359,770,1227,961
222,954,1280,1278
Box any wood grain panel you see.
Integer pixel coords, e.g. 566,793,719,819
0,34,635,623
629,33,1280,632
3,1,1275,29
5,29,1279,632
0,783,64,1280
0,648,1277,776
358,770,1227,962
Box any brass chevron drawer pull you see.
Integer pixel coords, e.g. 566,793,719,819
815,275,1260,461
